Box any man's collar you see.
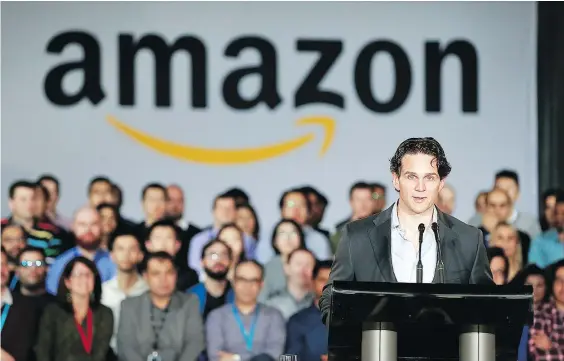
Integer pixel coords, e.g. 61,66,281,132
391,200,438,231
507,209,518,224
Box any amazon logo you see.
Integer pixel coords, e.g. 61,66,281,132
43,31,479,165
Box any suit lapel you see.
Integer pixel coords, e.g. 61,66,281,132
369,206,396,282
431,210,458,283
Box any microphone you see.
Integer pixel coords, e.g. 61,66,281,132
431,222,445,284
416,223,425,283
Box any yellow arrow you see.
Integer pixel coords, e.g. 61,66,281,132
106,115,336,165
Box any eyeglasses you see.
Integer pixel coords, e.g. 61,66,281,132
20,260,44,268
70,272,94,279
204,252,230,261
234,276,261,284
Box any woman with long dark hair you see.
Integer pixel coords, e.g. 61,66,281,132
35,256,113,361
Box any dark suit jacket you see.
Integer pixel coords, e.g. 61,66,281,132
35,302,114,361
319,204,493,323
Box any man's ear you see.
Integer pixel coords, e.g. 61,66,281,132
392,173,400,192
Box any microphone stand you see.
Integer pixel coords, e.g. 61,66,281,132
416,223,425,283
432,222,445,284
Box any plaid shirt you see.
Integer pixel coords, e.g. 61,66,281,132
529,301,564,361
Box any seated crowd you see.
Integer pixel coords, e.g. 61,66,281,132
0,170,563,361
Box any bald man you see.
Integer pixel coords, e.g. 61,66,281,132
45,206,117,294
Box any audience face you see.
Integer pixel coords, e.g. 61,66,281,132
65,262,95,298
202,242,231,280
1,252,9,289
233,262,263,304
555,202,564,232
73,208,102,251
40,178,59,213
145,258,177,298
146,225,180,256
489,256,507,285
486,190,512,222
236,207,256,237
526,274,546,304
285,250,315,288
1,226,26,263
307,192,325,227
274,222,302,256
89,180,113,208
372,186,386,214
553,266,564,306
143,187,166,222
218,227,244,261
281,192,309,226
392,153,444,215
214,197,236,228
16,250,47,291
166,185,184,221
438,186,455,215
33,186,48,218
350,188,373,220
314,267,331,299
9,185,35,221
544,195,557,228
475,192,487,214
111,235,143,273
491,224,519,260
99,207,118,236
495,177,519,204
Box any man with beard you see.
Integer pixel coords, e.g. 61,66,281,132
187,239,235,320
1,225,26,289
102,230,148,352
45,206,116,294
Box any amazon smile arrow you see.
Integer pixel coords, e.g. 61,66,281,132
106,115,336,165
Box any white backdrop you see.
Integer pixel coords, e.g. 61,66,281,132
1,2,537,239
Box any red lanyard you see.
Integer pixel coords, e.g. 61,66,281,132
74,308,93,354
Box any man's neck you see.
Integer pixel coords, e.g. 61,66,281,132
20,286,46,297
150,293,173,309
397,201,434,230
234,300,258,314
555,300,564,312
76,246,97,260
145,217,156,227
12,215,34,229
204,277,228,297
287,282,310,302
117,271,140,294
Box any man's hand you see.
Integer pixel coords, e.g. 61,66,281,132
532,331,552,351
218,351,236,361
1,348,15,361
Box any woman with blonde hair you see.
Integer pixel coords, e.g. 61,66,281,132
489,222,523,282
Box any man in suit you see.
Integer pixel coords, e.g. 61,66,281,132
320,137,493,323
118,252,205,361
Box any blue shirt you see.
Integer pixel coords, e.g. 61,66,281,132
46,247,116,295
285,304,328,361
528,230,564,268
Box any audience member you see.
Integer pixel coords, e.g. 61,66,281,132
109,183,137,230
36,257,114,361
13,247,55,312
487,247,509,285
300,186,330,239
46,207,116,295
101,231,148,351
118,252,205,361
540,189,561,232
88,177,114,208
225,188,251,207
96,203,119,251
468,191,488,227
217,224,249,281
437,184,456,215
285,260,331,361
135,183,167,245
38,174,72,230
1,225,26,280
236,203,261,247
489,222,523,282
370,183,387,215
265,249,316,319
187,239,235,320
206,260,286,361
529,194,564,268
259,219,306,302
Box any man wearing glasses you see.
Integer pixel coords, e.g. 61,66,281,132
187,239,235,321
13,246,54,309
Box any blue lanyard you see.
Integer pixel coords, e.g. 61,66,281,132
9,276,18,291
0,304,10,332
232,305,260,352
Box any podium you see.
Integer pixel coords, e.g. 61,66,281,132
327,281,533,361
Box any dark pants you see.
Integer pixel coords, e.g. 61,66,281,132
250,354,276,361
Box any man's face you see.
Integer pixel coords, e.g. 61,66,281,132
143,188,166,222
1,225,26,262
553,267,564,306
554,203,564,233
9,186,35,220
202,242,231,279
489,256,507,285
213,197,236,226
392,153,444,215
486,190,512,222
495,177,519,203
545,195,557,227
438,187,455,215
40,179,59,213
146,226,179,256
73,208,102,250
525,274,546,304
476,193,487,214
281,192,309,226
284,250,315,287
16,250,47,290
33,187,48,218
166,186,184,221
314,267,331,299
492,225,518,259
99,207,117,235
372,187,386,214
233,262,263,304
350,188,373,220
111,235,143,272
89,181,113,208
0,252,8,288
144,259,177,298
307,193,325,227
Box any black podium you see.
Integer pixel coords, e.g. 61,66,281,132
327,281,533,361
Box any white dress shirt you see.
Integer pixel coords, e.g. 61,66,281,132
391,202,437,283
